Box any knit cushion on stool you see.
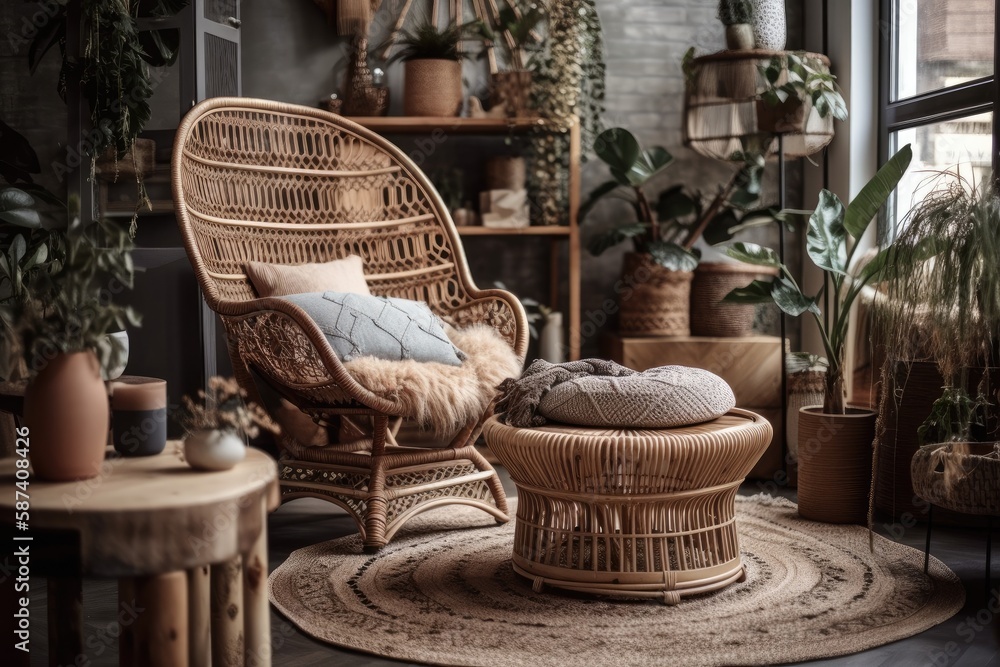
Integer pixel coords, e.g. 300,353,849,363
538,365,735,428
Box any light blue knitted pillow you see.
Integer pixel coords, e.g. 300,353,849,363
280,292,466,366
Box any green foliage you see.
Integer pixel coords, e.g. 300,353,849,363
583,127,768,271
758,52,848,122
718,0,753,25
384,20,485,65
28,0,189,159
723,145,913,413
1,206,140,379
917,388,992,446
876,172,1000,442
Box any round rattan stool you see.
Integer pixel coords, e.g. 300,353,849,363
483,409,772,604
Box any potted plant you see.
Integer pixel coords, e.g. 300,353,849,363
177,377,279,471
722,144,913,523
1,205,138,481
385,20,483,117
478,2,547,116
582,127,768,336
756,52,847,134
719,0,755,50
872,176,1000,519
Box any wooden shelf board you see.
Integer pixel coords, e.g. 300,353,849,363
456,226,571,236
347,116,556,134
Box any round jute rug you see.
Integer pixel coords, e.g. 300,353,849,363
268,495,965,667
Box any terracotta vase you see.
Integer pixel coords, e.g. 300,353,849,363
404,59,463,117
23,351,109,481
797,406,876,524
618,252,693,336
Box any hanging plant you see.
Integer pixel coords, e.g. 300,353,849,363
528,0,606,225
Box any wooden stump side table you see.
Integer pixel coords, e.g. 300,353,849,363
484,410,772,604
0,445,279,666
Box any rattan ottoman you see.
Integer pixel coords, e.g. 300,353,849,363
483,409,772,604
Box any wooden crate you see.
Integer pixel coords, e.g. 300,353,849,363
603,334,783,408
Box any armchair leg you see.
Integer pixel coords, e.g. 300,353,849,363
363,415,390,552
467,445,509,523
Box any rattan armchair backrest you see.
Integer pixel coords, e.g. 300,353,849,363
172,98,479,315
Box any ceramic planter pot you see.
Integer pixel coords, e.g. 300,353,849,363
797,406,876,524
184,429,246,471
725,24,755,50
404,59,463,117
23,351,109,481
750,0,787,50
619,252,693,337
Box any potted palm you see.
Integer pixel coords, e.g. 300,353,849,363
385,20,483,117
872,177,1000,519
722,144,913,523
1,205,138,481
582,127,768,336
479,2,546,117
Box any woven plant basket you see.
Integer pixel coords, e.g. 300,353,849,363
787,369,825,462
911,442,1000,516
690,263,776,337
404,59,462,116
619,252,693,337
797,406,875,524
490,70,533,117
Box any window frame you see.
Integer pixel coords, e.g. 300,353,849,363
878,0,1000,235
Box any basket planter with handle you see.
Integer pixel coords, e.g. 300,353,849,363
911,442,1000,517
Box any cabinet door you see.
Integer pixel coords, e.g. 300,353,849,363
195,0,241,99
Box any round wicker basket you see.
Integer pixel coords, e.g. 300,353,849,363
911,442,1000,516
690,262,777,337
797,406,875,524
619,252,693,336
404,59,462,116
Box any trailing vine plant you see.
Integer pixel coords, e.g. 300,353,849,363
528,0,606,225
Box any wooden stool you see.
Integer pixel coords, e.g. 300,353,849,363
0,445,279,666
484,410,772,604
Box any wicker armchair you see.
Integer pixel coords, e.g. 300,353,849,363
172,98,528,550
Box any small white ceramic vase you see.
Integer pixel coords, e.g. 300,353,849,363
539,312,565,364
751,0,787,50
104,330,129,380
184,429,246,471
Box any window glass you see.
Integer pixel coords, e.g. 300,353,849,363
891,0,994,101
888,112,993,231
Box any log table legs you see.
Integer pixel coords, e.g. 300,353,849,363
134,571,188,666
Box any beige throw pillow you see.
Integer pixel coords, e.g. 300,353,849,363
246,255,370,297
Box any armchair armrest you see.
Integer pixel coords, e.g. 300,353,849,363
448,288,529,360
216,297,399,415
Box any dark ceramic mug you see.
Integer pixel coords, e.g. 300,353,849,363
110,376,167,457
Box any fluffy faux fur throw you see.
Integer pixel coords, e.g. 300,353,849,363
343,324,523,435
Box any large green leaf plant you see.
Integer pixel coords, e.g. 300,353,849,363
722,144,914,414
581,127,769,272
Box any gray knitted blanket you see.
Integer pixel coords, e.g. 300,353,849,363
495,358,637,427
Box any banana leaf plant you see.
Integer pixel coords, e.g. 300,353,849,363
722,144,915,414
581,127,769,272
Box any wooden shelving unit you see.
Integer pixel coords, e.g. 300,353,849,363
350,115,582,360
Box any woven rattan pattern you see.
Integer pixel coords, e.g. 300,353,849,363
174,98,528,549
484,410,771,602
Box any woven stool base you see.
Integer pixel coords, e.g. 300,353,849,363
484,410,772,604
